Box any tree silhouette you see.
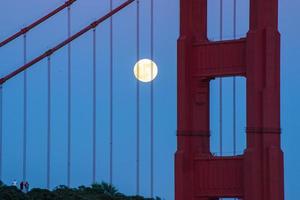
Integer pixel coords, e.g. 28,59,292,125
0,181,163,200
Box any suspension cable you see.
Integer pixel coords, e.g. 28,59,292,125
150,0,154,197
92,28,97,184
23,33,28,182
0,0,135,85
233,3,237,198
233,0,237,156
67,5,72,187
219,0,223,157
109,0,114,186
0,84,3,180
0,0,77,48
47,56,51,189
136,0,140,195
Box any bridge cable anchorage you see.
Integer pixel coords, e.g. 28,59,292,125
150,0,154,197
47,56,52,189
92,28,97,184
67,5,72,188
109,0,114,186
0,0,135,84
136,0,140,195
0,0,77,48
23,33,28,182
219,0,223,158
0,84,3,180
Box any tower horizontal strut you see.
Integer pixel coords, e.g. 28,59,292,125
0,0,135,85
192,38,247,78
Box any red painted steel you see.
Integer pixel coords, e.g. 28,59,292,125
176,0,284,199
194,156,244,198
192,39,247,77
0,0,135,85
0,0,77,48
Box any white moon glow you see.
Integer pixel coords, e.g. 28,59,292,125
133,59,158,82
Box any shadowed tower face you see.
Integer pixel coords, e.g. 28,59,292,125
176,0,284,200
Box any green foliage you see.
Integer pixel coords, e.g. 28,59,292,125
0,181,163,200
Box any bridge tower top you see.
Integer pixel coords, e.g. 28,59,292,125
249,0,279,30
179,0,207,40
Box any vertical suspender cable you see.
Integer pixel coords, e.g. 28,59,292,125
47,56,51,189
233,0,237,156
136,0,140,195
67,5,72,187
150,0,154,197
92,28,97,183
23,33,28,182
109,0,114,185
0,84,3,180
219,0,223,157
233,6,237,200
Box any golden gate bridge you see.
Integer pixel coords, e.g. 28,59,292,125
0,0,284,199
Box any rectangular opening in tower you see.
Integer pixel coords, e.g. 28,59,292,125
209,77,246,156
207,0,249,41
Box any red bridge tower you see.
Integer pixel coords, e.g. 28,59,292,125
176,0,284,199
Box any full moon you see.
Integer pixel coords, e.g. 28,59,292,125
133,59,158,82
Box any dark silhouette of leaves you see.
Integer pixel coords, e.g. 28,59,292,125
0,181,163,200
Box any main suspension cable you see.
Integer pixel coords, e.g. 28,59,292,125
23,33,28,182
0,0,135,84
47,56,52,189
0,0,77,48
136,0,140,195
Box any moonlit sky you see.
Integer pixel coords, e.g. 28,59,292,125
0,0,299,199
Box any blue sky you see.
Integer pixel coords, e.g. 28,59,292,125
0,0,299,199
